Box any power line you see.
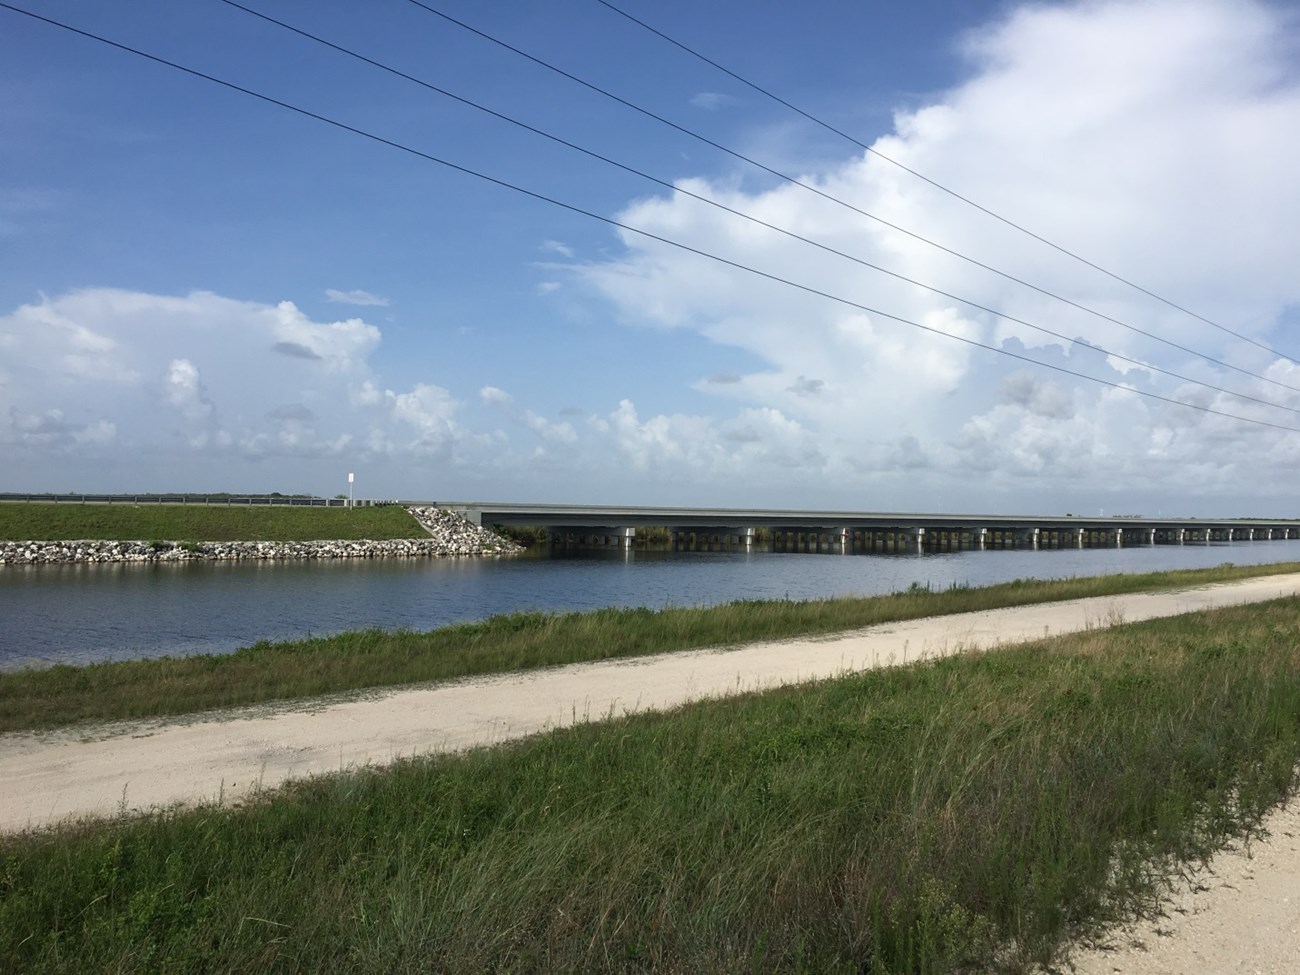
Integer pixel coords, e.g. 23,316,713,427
593,0,1296,364
216,0,1300,417
3,2,1298,438
397,0,1300,393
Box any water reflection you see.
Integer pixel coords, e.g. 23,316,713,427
2,541,1296,669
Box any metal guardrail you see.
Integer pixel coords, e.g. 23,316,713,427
0,494,391,507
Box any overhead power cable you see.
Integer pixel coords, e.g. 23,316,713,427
593,0,1296,365
397,0,1300,392
217,0,1300,417
4,2,1298,437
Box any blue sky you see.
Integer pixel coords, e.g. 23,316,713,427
3,0,1300,515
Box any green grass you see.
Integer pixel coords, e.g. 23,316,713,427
2,561,1299,734
0,502,429,542
4,599,1300,973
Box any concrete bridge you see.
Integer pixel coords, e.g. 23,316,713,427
445,503,1300,554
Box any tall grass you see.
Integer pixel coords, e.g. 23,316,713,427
0,503,427,542
2,562,1298,733
3,600,1300,973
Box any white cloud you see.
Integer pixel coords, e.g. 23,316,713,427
595,399,821,488
163,359,212,419
571,0,1300,511
539,240,575,259
0,289,485,491
523,410,577,444
325,288,390,307
479,386,514,406
8,1,1300,512
387,383,460,452
479,385,577,446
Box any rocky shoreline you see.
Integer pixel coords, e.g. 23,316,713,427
0,506,522,565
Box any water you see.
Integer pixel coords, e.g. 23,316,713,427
2,541,1298,669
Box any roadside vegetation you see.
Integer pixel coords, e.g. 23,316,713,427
2,561,1298,733
0,502,428,543
4,599,1299,973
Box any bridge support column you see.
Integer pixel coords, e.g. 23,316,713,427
617,527,635,549
1031,527,1040,550
1115,527,1123,548
908,527,925,553
1075,527,1085,549
1146,528,1156,546
978,528,987,550
834,527,851,553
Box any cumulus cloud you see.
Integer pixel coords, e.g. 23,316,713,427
0,289,482,491
387,383,460,452
479,384,577,446
571,0,1300,511
8,1,1300,512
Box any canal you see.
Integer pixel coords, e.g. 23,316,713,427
2,541,1298,669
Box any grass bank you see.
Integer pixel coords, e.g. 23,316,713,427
2,561,1298,733
4,599,1300,973
0,502,428,543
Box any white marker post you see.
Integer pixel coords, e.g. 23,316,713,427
348,472,354,509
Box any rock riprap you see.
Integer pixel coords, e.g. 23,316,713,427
0,506,521,565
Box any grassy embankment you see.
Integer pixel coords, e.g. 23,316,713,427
3,561,1299,733
4,599,1300,973
0,502,429,543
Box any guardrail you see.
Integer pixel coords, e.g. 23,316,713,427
0,494,392,507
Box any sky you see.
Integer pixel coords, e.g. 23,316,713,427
3,0,1300,516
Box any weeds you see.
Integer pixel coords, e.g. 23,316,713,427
3,600,1299,972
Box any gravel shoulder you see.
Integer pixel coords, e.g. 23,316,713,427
1058,796,1300,975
